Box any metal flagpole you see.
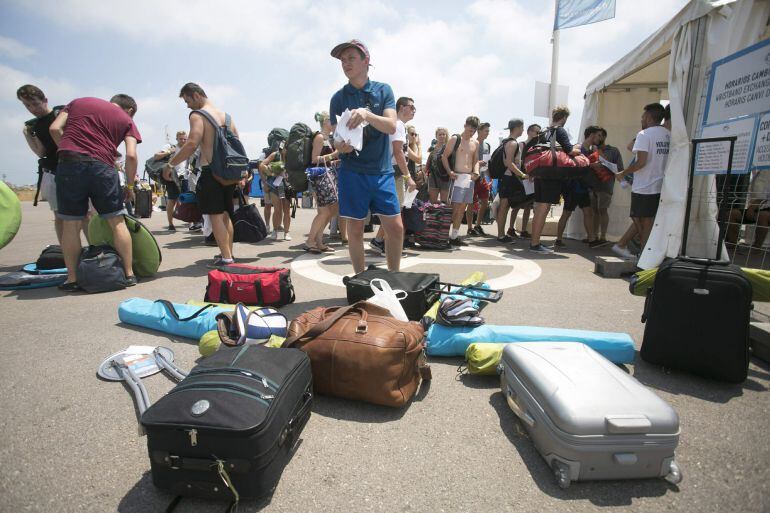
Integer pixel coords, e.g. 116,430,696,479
550,0,560,115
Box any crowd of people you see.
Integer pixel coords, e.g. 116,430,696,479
16,38,678,290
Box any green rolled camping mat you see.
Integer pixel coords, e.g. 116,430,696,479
0,181,22,250
630,266,770,302
88,214,161,277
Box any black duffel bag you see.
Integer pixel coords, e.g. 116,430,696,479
76,245,127,293
232,193,267,243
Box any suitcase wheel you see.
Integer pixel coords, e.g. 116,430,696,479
552,460,571,489
664,460,683,485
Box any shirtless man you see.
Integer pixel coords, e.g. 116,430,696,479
165,82,239,267
442,116,480,246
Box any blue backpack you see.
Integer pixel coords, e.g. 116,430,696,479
193,109,249,184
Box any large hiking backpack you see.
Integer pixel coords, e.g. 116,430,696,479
267,127,289,153
194,109,249,185
488,137,517,179
284,123,318,194
429,135,461,182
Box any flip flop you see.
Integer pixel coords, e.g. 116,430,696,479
319,246,336,253
307,246,323,255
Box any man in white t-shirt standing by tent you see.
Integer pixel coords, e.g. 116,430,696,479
614,103,669,254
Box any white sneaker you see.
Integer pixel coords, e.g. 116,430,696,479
284,232,292,241
273,230,283,240
612,244,636,260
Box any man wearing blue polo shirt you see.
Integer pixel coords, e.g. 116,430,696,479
329,39,400,273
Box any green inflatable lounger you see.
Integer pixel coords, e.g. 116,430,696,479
0,181,22,250
88,214,161,277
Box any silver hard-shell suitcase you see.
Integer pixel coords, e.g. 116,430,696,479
499,342,682,488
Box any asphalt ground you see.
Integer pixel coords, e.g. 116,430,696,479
0,201,768,513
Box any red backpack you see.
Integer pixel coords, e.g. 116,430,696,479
205,264,295,306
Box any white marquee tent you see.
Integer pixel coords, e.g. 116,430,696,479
571,0,770,269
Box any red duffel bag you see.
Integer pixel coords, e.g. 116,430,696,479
524,144,590,179
205,264,296,306
172,202,203,223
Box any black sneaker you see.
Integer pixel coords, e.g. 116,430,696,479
497,235,513,243
529,243,554,254
588,239,606,248
475,226,486,236
207,257,235,269
450,237,468,247
467,227,478,236
124,276,138,287
58,282,83,292
554,239,566,247
204,234,218,246
167,225,176,232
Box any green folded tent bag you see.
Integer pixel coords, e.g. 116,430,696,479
0,181,22,250
465,342,507,375
88,214,161,277
630,266,770,302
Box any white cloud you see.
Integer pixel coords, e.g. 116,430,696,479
0,0,691,185
0,35,36,59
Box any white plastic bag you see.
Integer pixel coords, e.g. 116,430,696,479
402,187,418,208
367,278,409,321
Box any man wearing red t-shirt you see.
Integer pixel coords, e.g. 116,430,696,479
49,94,142,291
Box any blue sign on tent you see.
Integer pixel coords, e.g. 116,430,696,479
554,0,616,30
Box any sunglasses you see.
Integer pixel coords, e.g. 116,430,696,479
409,132,417,136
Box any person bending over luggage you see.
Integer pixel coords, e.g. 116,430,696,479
329,39,401,273
167,83,239,266
528,105,581,254
153,130,189,232
442,116,481,247
49,94,141,291
304,111,341,253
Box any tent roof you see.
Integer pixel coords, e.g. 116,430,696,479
584,0,733,95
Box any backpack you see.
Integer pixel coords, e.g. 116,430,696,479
429,135,461,181
194,109,249,185
267,127,289,153
284,123,318,193
488,137,517,180
144,154,169,182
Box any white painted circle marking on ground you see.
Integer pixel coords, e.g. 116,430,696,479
291,246,541,289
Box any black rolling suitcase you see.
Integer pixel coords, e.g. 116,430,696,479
141,345,313,508
134,183,152,219
640,135,751,383
342,266,502,321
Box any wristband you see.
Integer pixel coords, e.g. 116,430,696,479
126,183,135,190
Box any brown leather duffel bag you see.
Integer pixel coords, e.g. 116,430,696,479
283,301,431,407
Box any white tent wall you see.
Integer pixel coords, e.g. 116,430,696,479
569,0,770,268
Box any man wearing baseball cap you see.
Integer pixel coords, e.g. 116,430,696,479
329,39,401,273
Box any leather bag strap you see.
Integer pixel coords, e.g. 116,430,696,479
282,304,367,348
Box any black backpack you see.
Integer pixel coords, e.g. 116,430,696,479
76,245,127,293
194,110,249,184
488,138,517,180
232,193,268,243
430,135,461,181
36,245,65,270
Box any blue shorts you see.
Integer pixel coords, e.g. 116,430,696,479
55,156,125,220
338,169,400,220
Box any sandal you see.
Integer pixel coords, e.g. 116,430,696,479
307,246,323,255
58,282,83,292
319,245,336,253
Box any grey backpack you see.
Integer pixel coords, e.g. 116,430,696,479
77,245,127,293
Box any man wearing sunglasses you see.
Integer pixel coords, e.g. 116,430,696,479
329,39,402,273
370,96,417,255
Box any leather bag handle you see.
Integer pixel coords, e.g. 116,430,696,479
282,304,368,348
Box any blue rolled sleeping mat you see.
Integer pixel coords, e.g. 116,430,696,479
118,298,229,340
426,323,636,364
